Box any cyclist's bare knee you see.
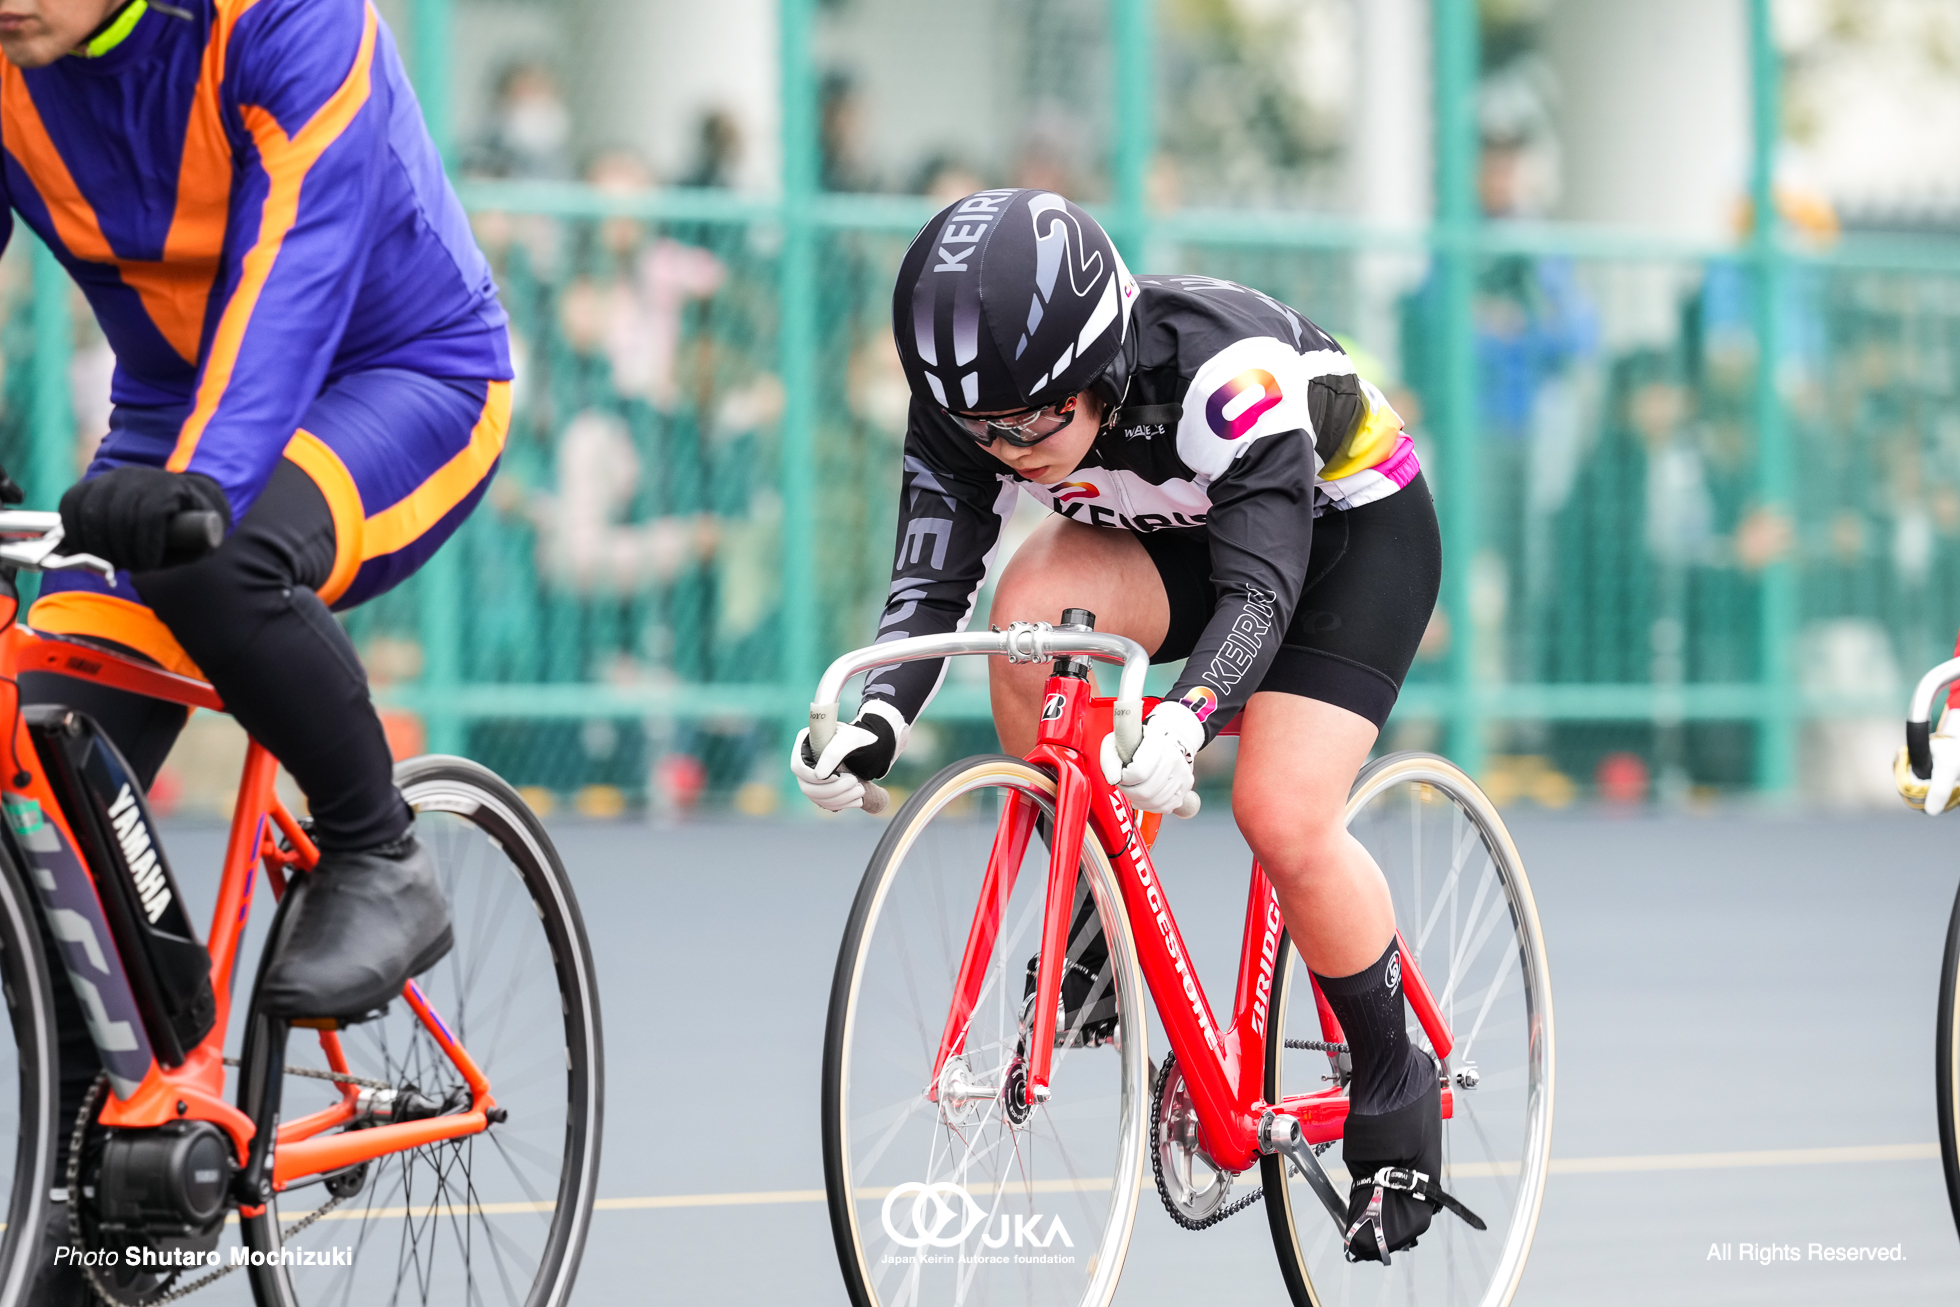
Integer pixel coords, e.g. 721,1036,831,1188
991,516,1166,639
1235,788,1350,885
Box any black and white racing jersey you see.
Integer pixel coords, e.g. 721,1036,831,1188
865,274,1421,741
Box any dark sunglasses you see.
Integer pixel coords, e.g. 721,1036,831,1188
949,395,1080,448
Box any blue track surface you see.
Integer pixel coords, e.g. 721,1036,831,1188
158,806,1960,1304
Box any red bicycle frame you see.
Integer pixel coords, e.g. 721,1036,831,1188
0,597,497,1199
929,668,1454,1174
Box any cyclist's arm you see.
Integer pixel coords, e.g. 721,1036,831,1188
860,403,1018,726
1163,434,1316,740
162,0,384,519
1161,337,1371,742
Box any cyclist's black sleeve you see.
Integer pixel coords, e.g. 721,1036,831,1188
861,404,1018,725
1163,430,1318,741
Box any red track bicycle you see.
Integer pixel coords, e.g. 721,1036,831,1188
818,618,1554,1307
1904,645,1960,1240
0,510,601,1307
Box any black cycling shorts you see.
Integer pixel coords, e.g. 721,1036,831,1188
1138,471,1441,729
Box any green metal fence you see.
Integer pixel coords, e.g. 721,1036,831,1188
7,0,1960,811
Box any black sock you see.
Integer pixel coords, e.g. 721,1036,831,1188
1313,937,1424,1117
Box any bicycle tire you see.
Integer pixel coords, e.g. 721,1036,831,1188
239,755,603,1307
1262,752,1554,1307
0,837,56,1307
1938,877,1960,1241
823,754,1149,1307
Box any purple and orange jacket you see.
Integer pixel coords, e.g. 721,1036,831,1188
0,0,510,518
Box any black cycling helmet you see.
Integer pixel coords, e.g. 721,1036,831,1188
893,188,1138,419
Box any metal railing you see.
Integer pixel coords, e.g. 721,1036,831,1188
3,0,1956,808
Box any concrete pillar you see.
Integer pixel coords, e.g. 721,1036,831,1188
564,0,781,191
1542,0,1749,237
1348,0,1432,367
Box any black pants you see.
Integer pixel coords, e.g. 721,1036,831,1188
1141,473,1443,728
26,458,410,1202
23,457,410,846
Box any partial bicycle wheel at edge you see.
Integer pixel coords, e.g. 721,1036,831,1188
1938,879,1960,1240
239,755,603,1307
0,836,56,1307
824,755,1149,1307
1262,752,1554,1307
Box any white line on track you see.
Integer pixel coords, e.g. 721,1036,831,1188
0,1145,1937,1232
584,1142,1942,1213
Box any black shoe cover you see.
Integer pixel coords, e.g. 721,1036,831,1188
1341,1053,1441,1264
257,833,453,1022
1021,950,1118,1047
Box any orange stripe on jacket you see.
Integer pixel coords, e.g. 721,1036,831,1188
282,429,365,604
28,593,205,680
167,3,378,473
360,381,511,560
0,65,227,363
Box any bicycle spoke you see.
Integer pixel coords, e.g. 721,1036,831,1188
1271,758,1551,1307
241,768,595,1307
832,761,1143,1307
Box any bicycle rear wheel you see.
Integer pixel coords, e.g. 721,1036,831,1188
1938,878,1960,1240
1263,752,1554,1307
0,840,56,1307
239,756,602,1307
824,755,1149,1307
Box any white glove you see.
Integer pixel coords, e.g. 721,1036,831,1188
1928,733,1960,817
791,700,909,812
1101,700,1204,815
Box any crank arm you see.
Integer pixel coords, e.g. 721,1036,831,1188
1260,1110,1346,1234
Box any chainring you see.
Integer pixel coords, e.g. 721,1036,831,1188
1150,1053,1264,1230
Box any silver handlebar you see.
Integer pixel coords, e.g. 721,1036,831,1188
0,511,115,580
1908,656,1960,727
809,623,1153,816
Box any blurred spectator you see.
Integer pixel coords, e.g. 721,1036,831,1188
527,409,716,592
911,152,986,204
68,294,112,474
679,108,744,190
820,71,876,193
562,150,727,408
466,62,574,182
1013,109,1081,197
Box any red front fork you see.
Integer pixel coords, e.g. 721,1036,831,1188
928,671,1096,1107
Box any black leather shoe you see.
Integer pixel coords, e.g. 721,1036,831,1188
257,833,453,1022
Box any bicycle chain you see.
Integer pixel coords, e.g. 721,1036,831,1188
1284,1039,1349,1054
1149,1053,1265,1231
1148,1043,1349,1232
220,1055,391,1090
65,1072,354,1306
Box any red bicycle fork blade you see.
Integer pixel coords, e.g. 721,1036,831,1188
929,788,1039,1096
1024,759,1089,1106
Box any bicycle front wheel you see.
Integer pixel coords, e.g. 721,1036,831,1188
1938,877,1960,1239
240,756,603,1307
1263,752,1554,1307
824,755,1149,1307
0,838,56,1307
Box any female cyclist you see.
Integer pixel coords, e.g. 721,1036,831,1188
791,190,1449,1261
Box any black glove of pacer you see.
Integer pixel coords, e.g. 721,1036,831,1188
59,466,230,571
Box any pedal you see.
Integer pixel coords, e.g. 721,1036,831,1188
1259,1110,1346,1233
